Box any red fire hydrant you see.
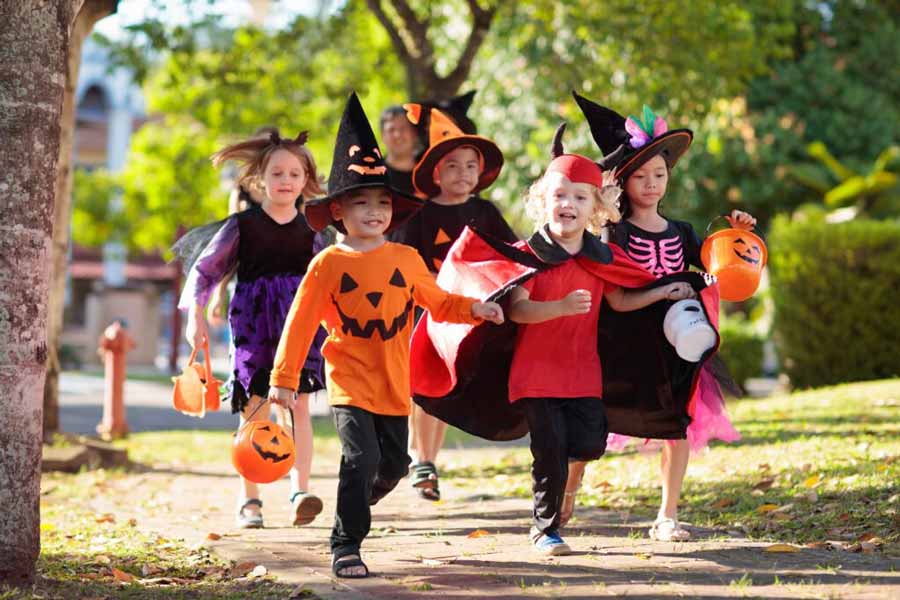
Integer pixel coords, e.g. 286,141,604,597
96,320,135,439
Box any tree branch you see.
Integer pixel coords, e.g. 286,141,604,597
442,0,497,93
364,0,414,67
390,0,434,66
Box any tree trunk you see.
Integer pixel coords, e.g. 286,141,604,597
44,0,120,440
0,0,80,585
365,0,496,100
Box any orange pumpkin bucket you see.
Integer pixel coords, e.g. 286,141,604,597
232,403,296,483
172,342,221,417
700,216,767,302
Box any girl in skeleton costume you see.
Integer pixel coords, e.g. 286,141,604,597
175,130,328,530
567,92,756,541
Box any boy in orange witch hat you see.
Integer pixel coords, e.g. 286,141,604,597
389,104,518,502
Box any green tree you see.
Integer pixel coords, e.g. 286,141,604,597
669,1,900,231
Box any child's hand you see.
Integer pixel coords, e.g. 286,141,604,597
473,301,505,325
729,210,757,229
268,386,295,407
561,289,592,316
185,311,208,349
661,282,696,301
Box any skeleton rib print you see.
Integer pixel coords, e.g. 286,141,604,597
627,234,685,278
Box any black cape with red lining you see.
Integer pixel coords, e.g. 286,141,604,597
410,226,721,442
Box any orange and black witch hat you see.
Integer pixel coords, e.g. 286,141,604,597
409,107,503,198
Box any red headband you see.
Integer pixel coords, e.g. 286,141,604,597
546,154,603,188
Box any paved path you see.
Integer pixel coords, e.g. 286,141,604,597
59,372,899,598
84,451,898,599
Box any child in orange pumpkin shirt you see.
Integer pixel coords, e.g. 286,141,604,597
268,93,503,579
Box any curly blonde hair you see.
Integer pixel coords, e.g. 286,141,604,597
211,130,324,200
524,172,622,235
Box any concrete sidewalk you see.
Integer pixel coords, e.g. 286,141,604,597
86,449,898,599
59,371,330,434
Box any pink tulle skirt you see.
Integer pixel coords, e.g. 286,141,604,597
606,366,741,453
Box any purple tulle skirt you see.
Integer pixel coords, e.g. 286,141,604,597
606,366,740,452
227,273,325,413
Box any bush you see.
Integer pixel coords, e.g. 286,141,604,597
769,215,900,388
717,318,765,392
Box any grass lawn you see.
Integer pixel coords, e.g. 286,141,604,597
5,378,897,599
443,378,900,549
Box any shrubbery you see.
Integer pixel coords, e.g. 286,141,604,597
768,215,900,388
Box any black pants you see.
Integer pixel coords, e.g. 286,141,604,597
331,405,411,555
522,396,608,534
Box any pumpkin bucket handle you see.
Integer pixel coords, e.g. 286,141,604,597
705,214,759,236
235,399,295,434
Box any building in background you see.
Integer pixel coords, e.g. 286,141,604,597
62,38,178,368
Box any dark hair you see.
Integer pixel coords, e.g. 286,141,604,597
617,161,671,219
379,105,408,131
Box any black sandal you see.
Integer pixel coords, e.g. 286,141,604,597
410,462,440,501
332,553,369,579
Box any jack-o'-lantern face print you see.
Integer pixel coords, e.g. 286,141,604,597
251,424,294,463
347,144,387,176
331,268,413,340
732,237,762,265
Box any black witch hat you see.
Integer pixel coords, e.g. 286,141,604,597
572,91,693,183
305,92,423,233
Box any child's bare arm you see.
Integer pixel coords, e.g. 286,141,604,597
508,285,592,324
605,281,694,312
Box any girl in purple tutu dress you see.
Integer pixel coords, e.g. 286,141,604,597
565,93,756,541
177,130,328,529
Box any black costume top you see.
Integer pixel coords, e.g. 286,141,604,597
608,219,703,278
387,166,416,198
388,195,517,273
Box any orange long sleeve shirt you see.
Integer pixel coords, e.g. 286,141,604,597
271,242,479,416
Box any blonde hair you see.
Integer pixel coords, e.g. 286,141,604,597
524,173,621,235
212,130,324,200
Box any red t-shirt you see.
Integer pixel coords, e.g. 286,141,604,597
508,257,618,402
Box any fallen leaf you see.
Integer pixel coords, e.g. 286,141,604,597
846,542,863,553
127,518,138,527
758,463,771,471
838,513,850,521
753,478,775,491
757,504,780,514
860,541,881,553
422,558,446,567
141,564,163,577
763,543,801,553
230,561,257,577
206,533,222,541
804,541,830,549
633,552,653,560
467,529,491,538
804,491,819,503
711,498,736,509
95,513,116,524
803,474,821,489
94,555,111,565
770,512,792,521
247,565,268,579
111,567,135,582
40,523,56,532
78,572,102,580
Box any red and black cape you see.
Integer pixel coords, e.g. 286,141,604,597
410,226,720,441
